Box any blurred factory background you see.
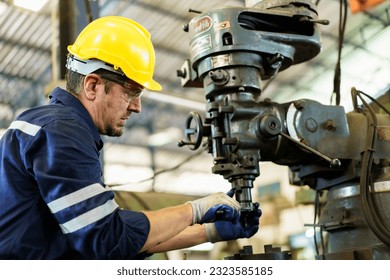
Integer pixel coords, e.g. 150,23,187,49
0,0,389,259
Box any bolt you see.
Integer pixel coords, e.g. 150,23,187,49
176,69,186,78
325,119,336,131
222,138,238,145
263,98,272,106
268,121,277,130
294,100,305,110
305,118,318,132
209,70,224,81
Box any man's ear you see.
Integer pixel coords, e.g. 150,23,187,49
83,74,101,101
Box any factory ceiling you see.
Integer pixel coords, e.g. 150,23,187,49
0,0,389,194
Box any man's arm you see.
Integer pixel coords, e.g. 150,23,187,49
140,203,193,252
145,224,207,254
139,192,241,253
144,202,262,254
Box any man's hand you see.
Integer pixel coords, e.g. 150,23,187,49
187,192,240,225
205,202,262,243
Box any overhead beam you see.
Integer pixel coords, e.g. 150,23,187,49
58,0,76,79
0,37,50,55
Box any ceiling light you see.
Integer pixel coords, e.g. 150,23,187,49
13,0,48,12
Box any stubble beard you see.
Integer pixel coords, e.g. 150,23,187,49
101,124,124,137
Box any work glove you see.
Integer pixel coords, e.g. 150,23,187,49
205,202,262,243
187,192,240,225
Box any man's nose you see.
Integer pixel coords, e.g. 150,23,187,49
127,97,142,113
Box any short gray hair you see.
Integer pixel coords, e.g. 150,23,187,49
65,68,116,96
65,68,85,96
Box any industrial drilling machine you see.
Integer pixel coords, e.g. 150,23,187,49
177,0,390,259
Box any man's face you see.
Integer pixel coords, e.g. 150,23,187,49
95,80,142,137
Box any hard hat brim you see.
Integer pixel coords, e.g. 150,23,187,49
145,79,163,91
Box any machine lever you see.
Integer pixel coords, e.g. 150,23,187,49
279,132,341,168
299,16,330,25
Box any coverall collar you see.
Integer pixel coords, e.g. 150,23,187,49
49,87,103,151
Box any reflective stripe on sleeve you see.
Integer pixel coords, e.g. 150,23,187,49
47,183,111,214
59,199,119,234
9,120,41,136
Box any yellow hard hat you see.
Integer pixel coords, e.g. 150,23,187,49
67,16,162,91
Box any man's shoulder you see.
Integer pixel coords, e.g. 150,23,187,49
17,103,85,128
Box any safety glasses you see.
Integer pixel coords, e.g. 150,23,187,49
99,73,144,102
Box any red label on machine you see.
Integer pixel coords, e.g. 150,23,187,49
193,16,212,35
349,0,384,13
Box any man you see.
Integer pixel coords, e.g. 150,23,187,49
0,16,261,259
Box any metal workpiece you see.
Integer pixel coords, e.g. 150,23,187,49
225,244,291,260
